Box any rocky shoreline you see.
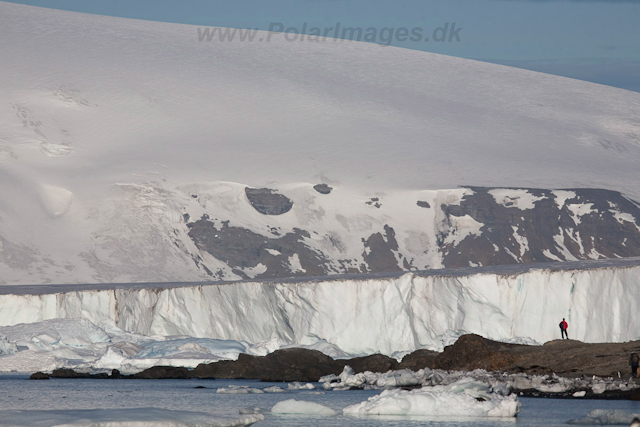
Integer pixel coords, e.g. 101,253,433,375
29,335,640,399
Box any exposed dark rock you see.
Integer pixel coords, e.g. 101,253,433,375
348,353,398,373
362,225,401,273
29,372,49,380
50,368,93,379
439,187,640,268
110,369,124,379
433,334,640,377
29,337,640,385
133,366,190,379
186,185,640,278
187,219,332,279
192,348,342,382
245,188,293,215
366,197,382,208
313,184,332,194
434,334,520,372
399,349,439,371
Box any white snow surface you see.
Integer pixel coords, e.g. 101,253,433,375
488,189,544,210
271,399,337,416
342,378,520,418
1,2,640,285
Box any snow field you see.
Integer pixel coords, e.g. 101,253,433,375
2,2,640,285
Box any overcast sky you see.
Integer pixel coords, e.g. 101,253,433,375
5,0,640,91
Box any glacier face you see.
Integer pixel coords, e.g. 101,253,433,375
2,259,639,360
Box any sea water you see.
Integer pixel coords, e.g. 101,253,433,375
1,375,640,426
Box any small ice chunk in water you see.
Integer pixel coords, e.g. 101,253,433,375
567,409,640,425
272,399,337,416
343,378,520,418
239,407,271,415
263,386,287,393
217,385,264,394
287,381,315,390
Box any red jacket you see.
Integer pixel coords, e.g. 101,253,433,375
560,320,568,330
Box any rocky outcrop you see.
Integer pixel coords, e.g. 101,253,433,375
433,334,640,377
190,349,401,382
29,336,640,384
313,184,332,194
440,187,640,268
187,219,331,279
185,187,640,280
28,372,50,380
192,348,340,382
398,349,439,371
132,366,190,379
244,188,293,215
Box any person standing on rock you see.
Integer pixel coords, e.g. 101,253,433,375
630,353,640,378
559,318,568,339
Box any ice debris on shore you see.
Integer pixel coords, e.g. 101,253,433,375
343,377,521,418
321,365,638,396
0,318,353,374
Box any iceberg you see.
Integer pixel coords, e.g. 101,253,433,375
343,378,521,418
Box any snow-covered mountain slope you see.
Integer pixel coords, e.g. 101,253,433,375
1,2,640,285
1,258,639,366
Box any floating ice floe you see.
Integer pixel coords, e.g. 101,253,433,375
287,381,316,390
0,408,263,427
263,386,287,393
271,399,337,416
217,385,265,394
343,378,520,418
239,407,271,415
567,409,640,425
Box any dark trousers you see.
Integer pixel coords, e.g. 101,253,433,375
560,328,568,339
632,365,638,377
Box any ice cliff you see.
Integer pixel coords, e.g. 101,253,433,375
1,259,638,359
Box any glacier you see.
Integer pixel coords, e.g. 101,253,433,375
1,258,639,372
1,3,640,285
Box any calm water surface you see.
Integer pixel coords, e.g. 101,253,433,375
1,375,640,426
